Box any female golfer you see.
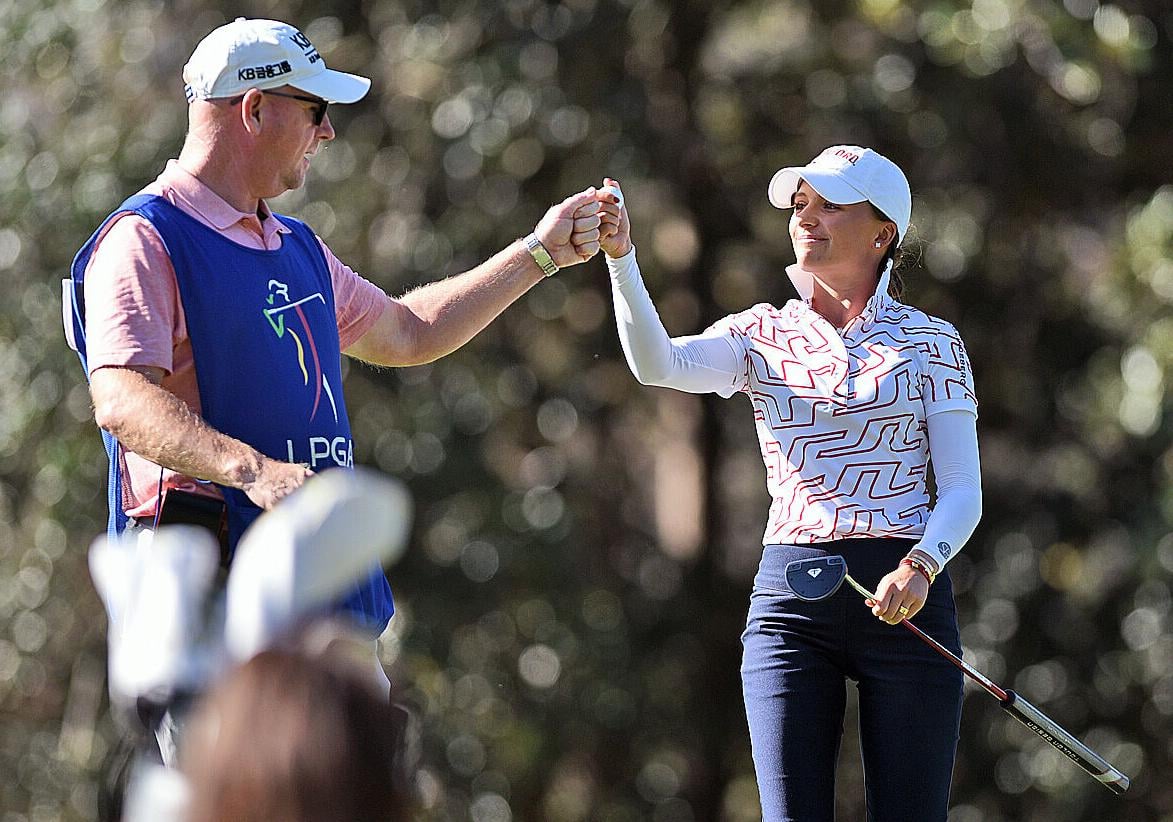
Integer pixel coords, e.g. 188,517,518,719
596,146,981,821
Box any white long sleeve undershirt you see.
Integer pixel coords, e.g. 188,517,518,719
607,246,981,570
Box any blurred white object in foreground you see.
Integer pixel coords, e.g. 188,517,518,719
89,524,221,707
224,467,412,661
89,467,412,706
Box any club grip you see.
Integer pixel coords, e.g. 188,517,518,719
1000,690,1130,794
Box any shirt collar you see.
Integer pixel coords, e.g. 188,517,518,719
786,259,894,323
159,160,291,240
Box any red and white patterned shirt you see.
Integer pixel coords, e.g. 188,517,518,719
607,247,980,563
708,285,977,544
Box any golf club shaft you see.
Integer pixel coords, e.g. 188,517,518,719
1000,689,1131,794
842,573,1130,794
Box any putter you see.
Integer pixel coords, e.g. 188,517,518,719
784,555,1131,795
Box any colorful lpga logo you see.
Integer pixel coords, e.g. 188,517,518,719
263,279,339,423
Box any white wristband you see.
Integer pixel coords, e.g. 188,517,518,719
524,233,559,277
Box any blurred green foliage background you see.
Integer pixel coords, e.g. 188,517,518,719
2,0,1171,819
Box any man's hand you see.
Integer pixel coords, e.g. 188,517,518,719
241,457,313,509
597,177,631,259
534,188,603,268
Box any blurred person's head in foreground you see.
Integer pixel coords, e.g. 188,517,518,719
182,636,406,822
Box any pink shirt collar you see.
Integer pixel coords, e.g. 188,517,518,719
158,160,290,246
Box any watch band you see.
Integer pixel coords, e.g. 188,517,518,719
524,233,559,277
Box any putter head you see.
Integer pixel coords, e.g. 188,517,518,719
784,555,847,601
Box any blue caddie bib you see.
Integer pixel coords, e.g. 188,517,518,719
67,194,394,633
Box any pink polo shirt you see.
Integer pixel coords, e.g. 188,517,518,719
83,160,388,519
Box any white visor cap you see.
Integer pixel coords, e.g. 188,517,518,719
183,18,371,104
768,146,911,243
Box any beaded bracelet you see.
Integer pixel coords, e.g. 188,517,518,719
900,555,936,585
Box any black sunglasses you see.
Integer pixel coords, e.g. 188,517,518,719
229,90,329,126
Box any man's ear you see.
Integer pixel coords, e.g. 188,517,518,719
241,88,264,135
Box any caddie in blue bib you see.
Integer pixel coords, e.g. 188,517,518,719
69,194,394,633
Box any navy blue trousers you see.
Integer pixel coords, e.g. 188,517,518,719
741,539,963,822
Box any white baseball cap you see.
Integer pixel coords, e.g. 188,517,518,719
183,18,371,104
767,145,912,243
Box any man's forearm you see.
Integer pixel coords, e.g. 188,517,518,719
349,240,544,367
90,366,266,489
348,187,604,367
399,240,541,362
